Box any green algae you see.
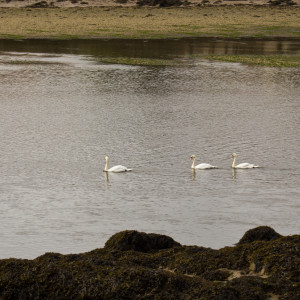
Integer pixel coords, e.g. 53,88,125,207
204,54,300,67
97,56,179,66
3,60,61,65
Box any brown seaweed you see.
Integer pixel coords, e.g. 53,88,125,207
0,226,299,299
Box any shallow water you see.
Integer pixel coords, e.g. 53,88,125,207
0,39,299,259
0,38,300,57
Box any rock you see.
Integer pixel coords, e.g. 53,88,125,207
0,228,299,299
26,0,51,7
237,226,282,244
136,0,185,7
104,230,182,252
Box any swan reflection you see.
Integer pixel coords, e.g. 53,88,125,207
104,171,109,183
191,169,196,180
232,168,237,179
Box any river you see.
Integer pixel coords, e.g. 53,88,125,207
0,38,299,258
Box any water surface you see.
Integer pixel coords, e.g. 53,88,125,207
0,39,299,259
0,37,300,57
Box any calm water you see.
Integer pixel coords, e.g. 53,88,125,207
0,39,299,259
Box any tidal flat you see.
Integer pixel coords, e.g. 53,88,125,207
0,6,299,39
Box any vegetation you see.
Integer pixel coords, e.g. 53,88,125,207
204,54,300,67
98,56,179,66
0,227,299,299
0,7,299,39
96,55,300,68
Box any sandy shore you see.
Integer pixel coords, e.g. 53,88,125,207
0,5,299,39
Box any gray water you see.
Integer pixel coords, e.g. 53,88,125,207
0,39,299,259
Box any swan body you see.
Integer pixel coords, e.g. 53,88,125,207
231,153,260,169
104,156,132,173
190,155,217,169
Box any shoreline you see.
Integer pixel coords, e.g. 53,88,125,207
0,6,299,39
1,0,299,8
0,36,300,40
1,37,299,67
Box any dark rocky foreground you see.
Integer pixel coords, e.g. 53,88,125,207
0,226,299,300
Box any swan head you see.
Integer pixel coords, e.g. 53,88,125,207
105,156,109,161
190,155,196,160
232,153,237,158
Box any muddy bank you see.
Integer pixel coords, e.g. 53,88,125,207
0,226,299,299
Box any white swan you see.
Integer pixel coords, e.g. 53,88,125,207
190,155,217,169
104,156,132,173
231,153,260,169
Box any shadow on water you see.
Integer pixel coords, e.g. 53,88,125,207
0,38,299,58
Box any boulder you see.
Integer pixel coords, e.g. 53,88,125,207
104,230,181,252
237,226,282,244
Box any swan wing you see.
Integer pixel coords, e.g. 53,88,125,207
236,163,259,169
195,163,217,169
108,165,132,172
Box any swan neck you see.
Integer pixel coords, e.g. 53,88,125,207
104,158,109,171
191,157,196,169
232,156,237,168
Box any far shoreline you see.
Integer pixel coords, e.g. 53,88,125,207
0,6,299,40
0,36,300,40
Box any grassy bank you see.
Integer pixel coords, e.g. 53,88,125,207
204,54,300,67
95,55,300,67
0,6,299,39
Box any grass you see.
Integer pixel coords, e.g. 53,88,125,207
97,55,300,67
2,60,62,65
0,33,24,39
0,7,299,39
204,55,300,67
97,56,179,66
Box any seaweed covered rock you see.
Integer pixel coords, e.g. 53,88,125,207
104,230,181,252
0,227,299,299
26,0,53,7
137,0,186,7
237,226,282,244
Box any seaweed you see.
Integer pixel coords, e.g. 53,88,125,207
0,227,299,299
